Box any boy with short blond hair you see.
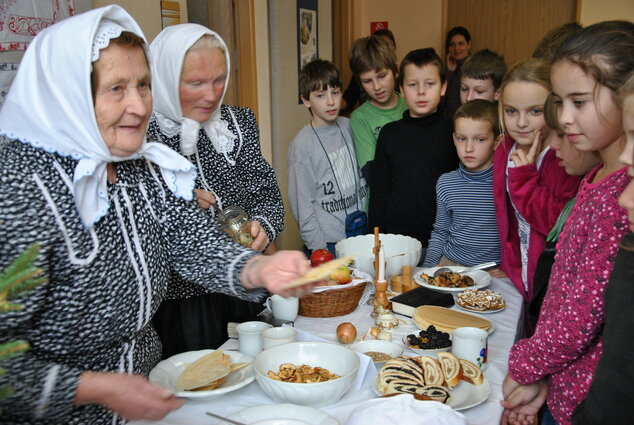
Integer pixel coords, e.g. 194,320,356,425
288,59,368,255
460,49,507,104
369,48,458,252
423,99,502,267
348,35,407,183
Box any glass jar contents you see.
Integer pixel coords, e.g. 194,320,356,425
217,205,254,247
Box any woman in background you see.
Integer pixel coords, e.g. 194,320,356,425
148,24,285,357
441,26,471,117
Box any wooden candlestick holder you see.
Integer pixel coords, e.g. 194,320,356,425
373,279,390,311
372,227,391,312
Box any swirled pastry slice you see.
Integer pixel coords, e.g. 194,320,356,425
437,352,463,388
459,359,483,385
378,357,425,385
417,385,451,403
418,356,445,386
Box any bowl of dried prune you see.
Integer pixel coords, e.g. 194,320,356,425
402,325,452,355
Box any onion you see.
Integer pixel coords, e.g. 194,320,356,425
336,322,357,344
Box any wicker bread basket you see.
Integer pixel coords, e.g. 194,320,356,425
299,281,367,318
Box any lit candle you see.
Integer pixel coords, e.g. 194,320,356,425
378,244,385,281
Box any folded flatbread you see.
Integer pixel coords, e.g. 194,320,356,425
283,256,354,289
176,350,231,391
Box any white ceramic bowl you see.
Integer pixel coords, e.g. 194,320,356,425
349,340,404,365
335,234,422,279
253,342,359,407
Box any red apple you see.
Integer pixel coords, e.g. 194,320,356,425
310,249,334,267
330,264,352,284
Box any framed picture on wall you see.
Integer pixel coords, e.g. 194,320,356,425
297,0,318,103
161,0,181,28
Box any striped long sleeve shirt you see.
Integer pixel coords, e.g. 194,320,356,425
424,164,501,267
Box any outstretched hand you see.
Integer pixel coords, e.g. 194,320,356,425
510,131,542,167
241,250,319,297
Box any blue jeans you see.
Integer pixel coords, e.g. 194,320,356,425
541,406,558,425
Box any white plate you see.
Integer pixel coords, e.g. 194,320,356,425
227,404,339,425
455,301,506,314
415,267,492,293
372,378,491,411
149,349,254,400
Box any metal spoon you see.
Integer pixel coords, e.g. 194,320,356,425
433,261,498,277
206,412,247,425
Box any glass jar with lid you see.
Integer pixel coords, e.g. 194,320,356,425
217,205,254,247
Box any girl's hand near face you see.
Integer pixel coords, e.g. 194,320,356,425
511,131,542,167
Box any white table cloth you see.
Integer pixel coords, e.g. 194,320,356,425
131,276,523,425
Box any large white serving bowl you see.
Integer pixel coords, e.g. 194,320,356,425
253,342,359,407
335,233,422,279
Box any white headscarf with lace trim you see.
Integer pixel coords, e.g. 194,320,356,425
0,5,196,229
150,24,237,164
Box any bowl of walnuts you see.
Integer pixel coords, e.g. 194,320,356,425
253,341,359,407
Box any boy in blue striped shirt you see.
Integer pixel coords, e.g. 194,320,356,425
423,99,501,267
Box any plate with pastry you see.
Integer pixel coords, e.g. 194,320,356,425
454,288,506,314
149,349,254,400
415,267,491,293
372,353,491,411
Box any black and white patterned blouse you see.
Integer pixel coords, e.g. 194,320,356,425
0,140,264,424
147,105,284,299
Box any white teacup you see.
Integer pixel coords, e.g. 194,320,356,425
262,327,297,350
451,327,488,370
265,294,299,322
236,321,273,358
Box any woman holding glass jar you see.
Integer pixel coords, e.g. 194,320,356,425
148,24,285,357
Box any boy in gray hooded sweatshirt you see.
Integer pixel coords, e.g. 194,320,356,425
288,59,368,255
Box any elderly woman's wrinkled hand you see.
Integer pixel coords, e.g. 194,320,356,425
75,372,183,421
241,250,319,297
194,189,216,210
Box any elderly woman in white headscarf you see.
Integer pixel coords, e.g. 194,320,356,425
147,24,285,356
0,6,311,424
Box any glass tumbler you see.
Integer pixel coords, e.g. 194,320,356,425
217,205,254,247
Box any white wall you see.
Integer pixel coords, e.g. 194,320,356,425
269,0,333,250
353,0,444,62
91,0,189,42
578,0,634,25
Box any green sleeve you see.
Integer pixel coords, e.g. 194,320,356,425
350,110,377,170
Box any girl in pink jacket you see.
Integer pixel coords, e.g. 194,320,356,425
493,59,581,302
